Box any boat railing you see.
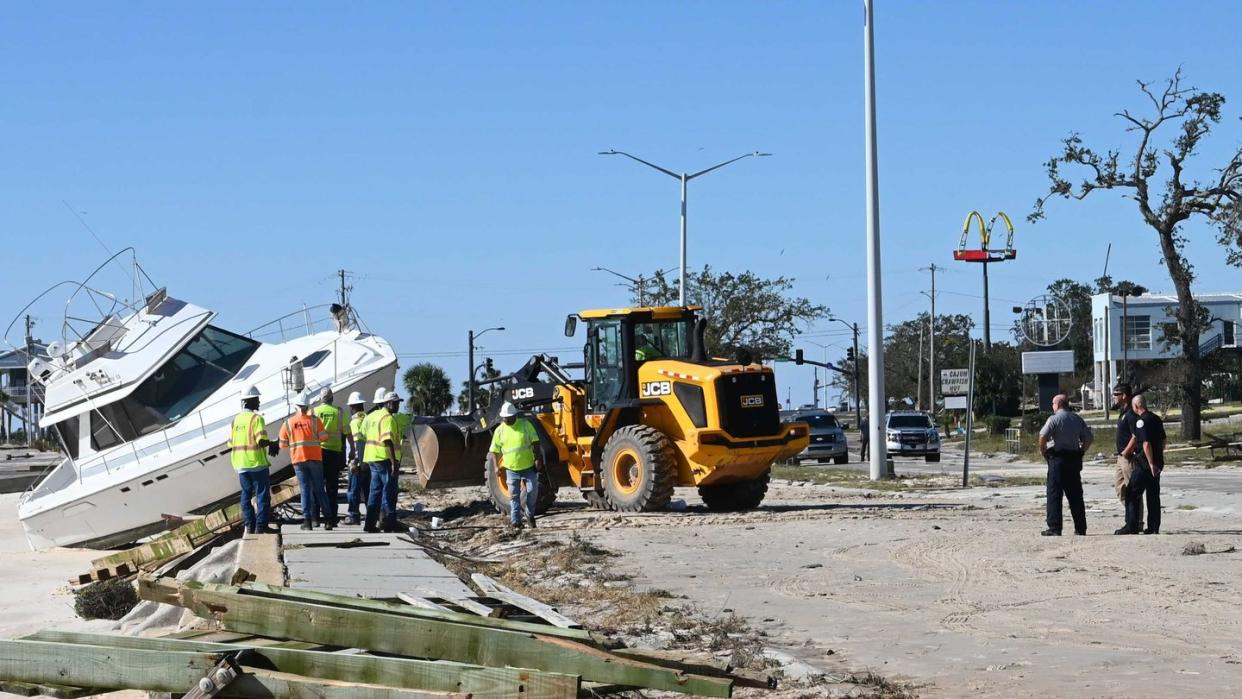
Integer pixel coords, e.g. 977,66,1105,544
244,304,339,343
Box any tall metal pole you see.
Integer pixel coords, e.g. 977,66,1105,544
853,323,862,430
982,259,992,351
916,323,924,411
679,174,688,307
466,329,475,417
926,264,938,412
864,0,887,481
963,340,977,487
24,314,33,446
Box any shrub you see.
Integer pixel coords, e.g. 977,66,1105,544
985,415,1012,436
1022,411,1053,435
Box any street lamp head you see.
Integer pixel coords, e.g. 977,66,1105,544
756,152,772,157
598,150,618,156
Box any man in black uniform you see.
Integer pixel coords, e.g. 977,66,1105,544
1121,394,1165,534
1112,383,1140,534
859,416,870,460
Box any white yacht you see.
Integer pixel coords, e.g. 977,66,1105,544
11,251,396,549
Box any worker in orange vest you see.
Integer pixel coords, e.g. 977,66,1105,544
280,390,333,530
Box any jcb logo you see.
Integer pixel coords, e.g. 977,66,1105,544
740,394,764,408
511,387,535,400
640,381,672,398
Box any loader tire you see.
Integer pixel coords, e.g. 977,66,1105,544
486,454,557,516
698,469,770,512
583,491,610,510
601,425,677,512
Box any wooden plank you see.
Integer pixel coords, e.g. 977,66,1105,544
82,482,300,583
396,592,454,613
25,631,578,699
470,573,582,629
420,587,496,618
0,639,225,693
139,578,732,697
0,679,93,698
236,668,465,698
238,580,594,643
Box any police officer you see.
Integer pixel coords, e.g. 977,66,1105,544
1119,394,1166,535
489,402,544,529
228,385,279,535
1111,383,1140,527
1037,394,1094,536
344,391,369,525
313,386,349,528
859,416,870,461
364,389,402,533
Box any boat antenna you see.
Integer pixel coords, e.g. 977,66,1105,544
62,200,130,283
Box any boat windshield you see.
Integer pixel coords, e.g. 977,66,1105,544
89,325,259,450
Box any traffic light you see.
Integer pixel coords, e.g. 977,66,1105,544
484,357,494,373
794,349,805,365
846,347,856,362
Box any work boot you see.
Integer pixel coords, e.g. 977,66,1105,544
526,512,537,529
324,520,335,531
1142,529,1159,535
1114,527,1139,535
244,526,255,535
510,520,524,530
1040,529,1061,536
300,519,312,531
259,525,279,535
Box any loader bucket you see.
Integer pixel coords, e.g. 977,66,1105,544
413,419,490,489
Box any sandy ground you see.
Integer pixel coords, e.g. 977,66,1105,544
0,493,114,639
522,460,1242,698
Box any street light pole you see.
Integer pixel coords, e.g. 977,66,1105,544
591,266,674,306
599,149,771,306
467,326,504,417
864,0,888,480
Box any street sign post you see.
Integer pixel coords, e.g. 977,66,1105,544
941,368,969,396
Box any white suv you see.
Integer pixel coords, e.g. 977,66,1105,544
885,411,941,462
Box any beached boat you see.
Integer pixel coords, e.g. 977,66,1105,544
9,251,396,549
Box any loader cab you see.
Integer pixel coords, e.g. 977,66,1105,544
567,306,700,412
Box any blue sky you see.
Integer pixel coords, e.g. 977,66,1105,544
3,1,1240,408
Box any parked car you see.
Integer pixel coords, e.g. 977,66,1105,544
780,409,849,464
884,410,941,462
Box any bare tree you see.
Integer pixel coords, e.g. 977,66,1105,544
1030,69,1242,440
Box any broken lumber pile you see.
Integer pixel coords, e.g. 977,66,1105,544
77,482,300,584
0,576,768,697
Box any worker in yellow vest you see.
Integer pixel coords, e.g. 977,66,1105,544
364,389,402,533
228,385,279,535
313,386,348,527
344,390,369,525
490,401,543,529
281,390,332,530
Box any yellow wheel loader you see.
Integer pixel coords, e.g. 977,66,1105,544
413,306,808,513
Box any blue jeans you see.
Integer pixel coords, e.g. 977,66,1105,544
294,460,331,522
506,468,538,524
365,462,399,530
347,463,371,519
237,467,271,531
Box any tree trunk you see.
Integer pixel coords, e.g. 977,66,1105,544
1158,227,1203,441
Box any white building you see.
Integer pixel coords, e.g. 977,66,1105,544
1091,291,1242,402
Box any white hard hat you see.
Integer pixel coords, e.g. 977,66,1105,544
386,391,402,402
294,390,312,407
241,385,261,401
499,402,518,418
373,387,388,403
347,391,365,406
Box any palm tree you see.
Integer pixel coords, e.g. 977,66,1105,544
403,363,453,417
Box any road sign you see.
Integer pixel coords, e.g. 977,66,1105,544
941,368,969,396
944,395,969,409
1021,350,1074,375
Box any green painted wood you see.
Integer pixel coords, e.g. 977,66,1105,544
141,579,732,697
0,679,93,698
238,580,596,643
0,638,464,699
25,631,579,699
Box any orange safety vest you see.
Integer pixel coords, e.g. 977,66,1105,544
279,413,327,464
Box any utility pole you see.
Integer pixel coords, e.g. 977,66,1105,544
916,323,924,411
863,0,888,480
813,367,820,409
852,323,861,430
467,329,475,418
23,315,34,446
920,264,939,413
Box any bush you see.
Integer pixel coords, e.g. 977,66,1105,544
73,578,138,620
1022,411,1053,435
985,416,1012,436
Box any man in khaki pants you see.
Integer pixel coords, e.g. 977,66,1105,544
1110,383,1139,521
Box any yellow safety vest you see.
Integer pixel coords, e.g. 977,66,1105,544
363,410,399,463
489,419,540,471
350,411,367,457
229,411,269,471
313,403,345,452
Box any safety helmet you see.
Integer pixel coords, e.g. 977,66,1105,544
499,402,518,418
294,390,312,407
386,391,402,403
321,386,334,402
373,387,388,403
347,391,365,406
241,385,261,402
